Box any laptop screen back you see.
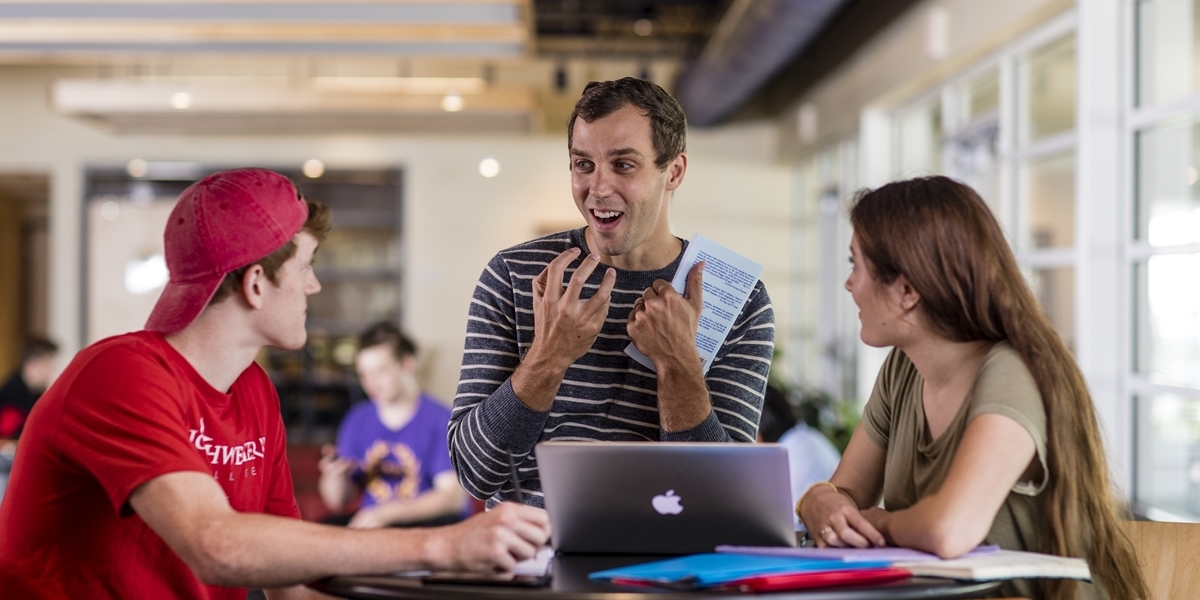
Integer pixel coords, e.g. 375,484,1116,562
536,442,797,554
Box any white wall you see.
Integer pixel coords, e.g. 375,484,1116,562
0,65,790,402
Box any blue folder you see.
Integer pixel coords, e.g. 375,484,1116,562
589,553,893,587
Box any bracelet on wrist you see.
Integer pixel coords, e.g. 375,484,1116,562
794,481,839,520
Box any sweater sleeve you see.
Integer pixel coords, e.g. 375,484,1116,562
662,281,775,443
447,255,551,501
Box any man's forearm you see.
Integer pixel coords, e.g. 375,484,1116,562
509,344,571,412
653,353,715,434
448,378,554,501
265,584,340,600
166,509,448,588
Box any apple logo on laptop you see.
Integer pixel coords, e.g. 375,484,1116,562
651,490,683,515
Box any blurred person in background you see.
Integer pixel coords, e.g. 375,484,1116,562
319,321,467,528
0,337,59,441
756,381,841,530
0,169,548,600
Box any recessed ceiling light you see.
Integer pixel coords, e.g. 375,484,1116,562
634,19,654,36
303,159,325,179
126,158,148,178
170,92,192,109
479,158,500,178
100,200,120,221
442,92,464,112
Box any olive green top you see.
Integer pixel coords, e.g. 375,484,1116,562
861,343,1102,600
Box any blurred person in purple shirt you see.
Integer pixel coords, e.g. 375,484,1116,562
319,322,467,528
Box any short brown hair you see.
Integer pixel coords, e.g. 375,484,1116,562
567,77,687,170
209,199,332,305
357,321,417,361
21,337,58,364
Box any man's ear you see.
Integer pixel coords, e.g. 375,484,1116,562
664,152,687,191
400,354,417,374
892,274,921,313
241,264,267,310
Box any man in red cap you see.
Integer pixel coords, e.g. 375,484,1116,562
0,168,549,599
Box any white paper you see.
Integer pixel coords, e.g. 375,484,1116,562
513,546,555,577
895,549,1092,581
625,233,765,374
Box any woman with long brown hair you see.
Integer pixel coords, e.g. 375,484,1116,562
796,176,1146,599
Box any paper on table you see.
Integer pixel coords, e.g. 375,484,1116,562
625,234,764,374
895,549,1091,582
715,544,1000,563
513,546,555,577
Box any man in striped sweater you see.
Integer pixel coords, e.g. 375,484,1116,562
450,78,775,508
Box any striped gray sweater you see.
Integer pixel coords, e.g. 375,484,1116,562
449,228,775,507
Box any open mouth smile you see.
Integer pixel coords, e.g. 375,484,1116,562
591,209,624,227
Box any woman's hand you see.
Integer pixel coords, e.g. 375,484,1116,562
799,486,887,548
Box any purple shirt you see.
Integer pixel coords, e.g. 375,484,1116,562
335,394,453,509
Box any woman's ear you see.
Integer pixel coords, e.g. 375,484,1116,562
891,274,922,313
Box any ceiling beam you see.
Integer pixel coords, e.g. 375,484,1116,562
0,22,528,43
52,77,535,114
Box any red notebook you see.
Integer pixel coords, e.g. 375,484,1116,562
722,567,912,592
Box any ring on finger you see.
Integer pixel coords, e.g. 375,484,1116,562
818,527,833,538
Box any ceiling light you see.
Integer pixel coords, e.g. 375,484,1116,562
100,200,120,221
442,92,464,112
479,157,500,178
170,91,192,109
312,76,486,95
126,158,147,178
634,19,654,36
303,159,325,179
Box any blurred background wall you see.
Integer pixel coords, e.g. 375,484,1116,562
2,0,1199,523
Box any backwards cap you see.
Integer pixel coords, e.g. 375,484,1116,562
145,168,307,334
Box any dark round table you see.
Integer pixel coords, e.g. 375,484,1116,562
311,554,1003,599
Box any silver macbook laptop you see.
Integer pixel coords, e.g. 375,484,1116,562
535,441,796,554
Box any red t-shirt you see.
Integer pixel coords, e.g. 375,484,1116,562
0,331,300,599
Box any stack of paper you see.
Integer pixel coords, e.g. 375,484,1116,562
715,544,999,563
717,545,1091,582
895,550,1091,581
591,545,1094,592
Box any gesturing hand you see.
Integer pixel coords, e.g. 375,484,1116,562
513,248,616,411
627,261,704,369
529,248,617,369
317,443,354,480
432,503,551,573
797,486,887,549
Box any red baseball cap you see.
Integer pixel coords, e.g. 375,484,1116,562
145,168,308,335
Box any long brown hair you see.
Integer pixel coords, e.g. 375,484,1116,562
849,176,1145,599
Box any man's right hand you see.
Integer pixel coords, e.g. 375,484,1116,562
427,503,551,573
512,248,616,411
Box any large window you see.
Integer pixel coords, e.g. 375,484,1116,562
1133,0,1200,521
786,142,859,403
892,24,1079,351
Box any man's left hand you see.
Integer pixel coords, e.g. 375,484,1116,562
627,261,704,368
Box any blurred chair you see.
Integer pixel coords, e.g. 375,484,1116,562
1122,520,1200,600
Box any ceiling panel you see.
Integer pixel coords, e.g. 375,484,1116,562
0,1,530,57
